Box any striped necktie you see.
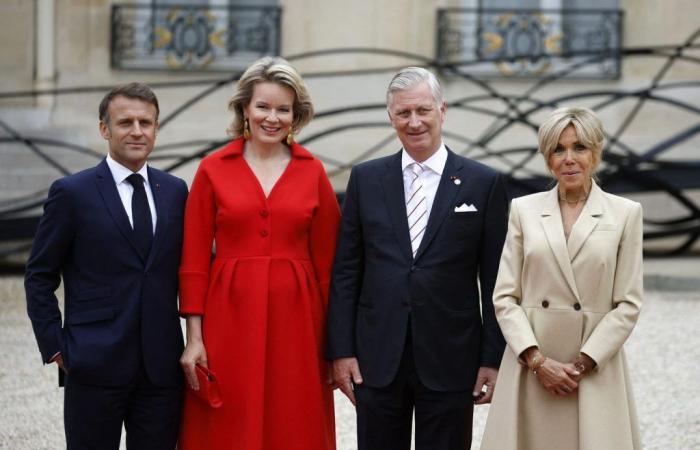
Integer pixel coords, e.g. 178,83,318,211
406,163,427,257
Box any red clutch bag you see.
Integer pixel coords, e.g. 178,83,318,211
191,364,223,408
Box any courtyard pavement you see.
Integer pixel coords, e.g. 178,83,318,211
1,257,698,449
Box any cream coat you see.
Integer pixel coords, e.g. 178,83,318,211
481,181,642,450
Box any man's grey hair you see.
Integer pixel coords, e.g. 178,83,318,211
386,67,444,109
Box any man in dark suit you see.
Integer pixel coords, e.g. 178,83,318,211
25,83,187,450
327,67,508,450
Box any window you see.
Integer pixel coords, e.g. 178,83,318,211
437,0,622,78
112,0,281,71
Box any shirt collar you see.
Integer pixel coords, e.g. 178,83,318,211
401,142,447,175
106,154,150,185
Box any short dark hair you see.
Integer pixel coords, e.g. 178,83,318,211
98,82,159,124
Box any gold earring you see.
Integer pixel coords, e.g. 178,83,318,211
286,128,294,146
243,118,251,140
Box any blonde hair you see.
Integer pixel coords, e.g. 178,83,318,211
227,56,314,138
538,106,605,170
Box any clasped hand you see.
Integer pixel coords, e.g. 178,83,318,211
523,347,595,396
533,358,580,396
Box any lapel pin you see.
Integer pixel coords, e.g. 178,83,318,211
156,183,160,189
450,176,461,185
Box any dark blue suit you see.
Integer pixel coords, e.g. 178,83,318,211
327,148,508,449
25,159,187,449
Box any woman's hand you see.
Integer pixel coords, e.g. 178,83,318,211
521,346,580,396
180,315,208,390
570,353,596,382
535,358,580,396
180,339,208,390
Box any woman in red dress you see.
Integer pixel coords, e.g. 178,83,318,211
178,57,340,450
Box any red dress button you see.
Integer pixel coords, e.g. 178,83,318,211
260,209,269,218
260,230,269,237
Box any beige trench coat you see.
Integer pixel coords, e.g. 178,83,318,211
481,181,642,450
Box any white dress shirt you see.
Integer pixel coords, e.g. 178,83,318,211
401,143,448,224
105,154,157,233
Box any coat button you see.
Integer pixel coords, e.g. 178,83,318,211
260,229,269,237
410,265,416,272
573,302,581,311
260,209,269,218
542,300,549,308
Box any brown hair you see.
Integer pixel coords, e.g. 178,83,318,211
98,82,159,125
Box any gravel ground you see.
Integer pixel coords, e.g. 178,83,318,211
1,257,699,449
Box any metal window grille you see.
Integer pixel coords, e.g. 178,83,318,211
436,8,623,79
111,3,281,71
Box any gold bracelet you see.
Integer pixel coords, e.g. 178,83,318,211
530,354,547,374
532,356,548,375
528,353,542,371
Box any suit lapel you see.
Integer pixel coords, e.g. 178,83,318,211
414,150,462,261
94,159,145,261
567,180,603,262
540,187,581,301
380,152,413,262
146,167,168,268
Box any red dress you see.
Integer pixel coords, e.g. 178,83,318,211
178,139,340,450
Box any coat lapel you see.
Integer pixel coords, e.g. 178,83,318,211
567,180,603,262
540,186,581,301
145,167,168,268
414,150,462,261
94,159,144,261
380,152,413,263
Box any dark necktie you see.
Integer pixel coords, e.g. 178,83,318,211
126,173,153,259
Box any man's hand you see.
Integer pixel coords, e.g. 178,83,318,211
179,339,207,391
473,366,498,405
333,357,363,406
51,354,67,373
326,363,337,389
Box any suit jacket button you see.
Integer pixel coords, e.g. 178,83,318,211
573,302,581,311
410,265,416,272
542,300,549,308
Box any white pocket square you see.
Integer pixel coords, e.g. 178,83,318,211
454,203,477,212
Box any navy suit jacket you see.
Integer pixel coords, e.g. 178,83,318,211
327,148,508,391
25,159,187,387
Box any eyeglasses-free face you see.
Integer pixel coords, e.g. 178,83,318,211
548,125,595,198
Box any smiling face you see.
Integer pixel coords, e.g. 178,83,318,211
388,81,446,162
548,125,595,197
243,81,295,146
99,95,158,172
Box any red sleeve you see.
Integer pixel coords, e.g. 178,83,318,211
179,161,216,315
309,162,341,306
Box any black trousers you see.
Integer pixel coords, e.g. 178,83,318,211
64,366,182,450
355,328,474,450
